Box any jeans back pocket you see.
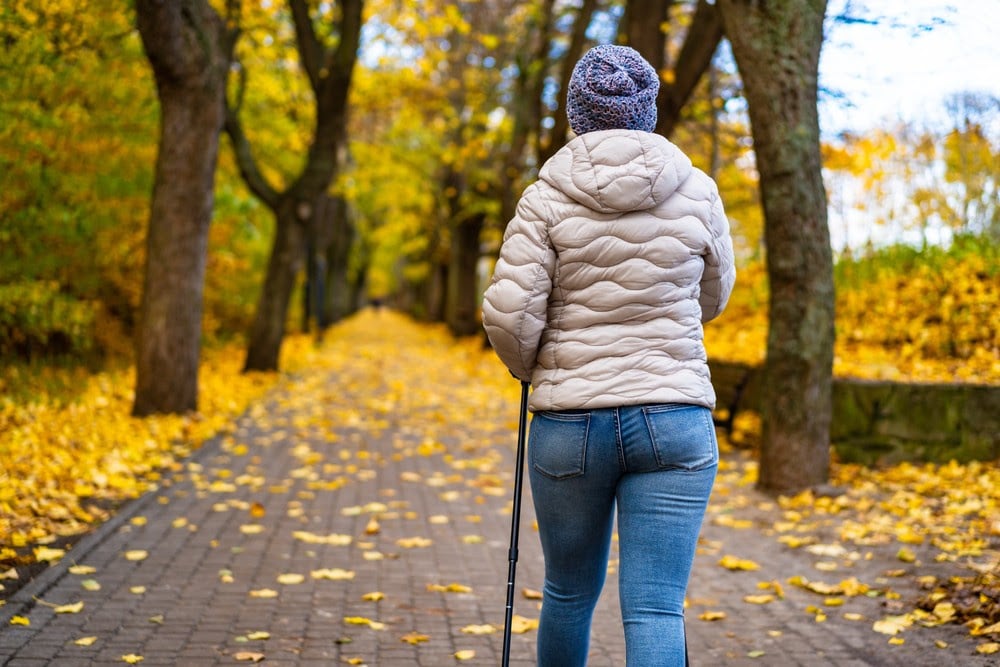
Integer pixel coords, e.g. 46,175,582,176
641,404,718,471
529,411,590,480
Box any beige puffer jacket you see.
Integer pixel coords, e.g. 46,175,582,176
482,129,736,412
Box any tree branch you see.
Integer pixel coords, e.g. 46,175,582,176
540,0,597,163
289,0,322,90
224,102,281,209
326,0,364,77
657,0,723,137
293,0,364,200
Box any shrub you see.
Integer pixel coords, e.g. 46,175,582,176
0,281,96,359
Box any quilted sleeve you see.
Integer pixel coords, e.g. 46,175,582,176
699,185,736,323
482,184,556,382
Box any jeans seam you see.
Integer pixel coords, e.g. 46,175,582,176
614,407,628,472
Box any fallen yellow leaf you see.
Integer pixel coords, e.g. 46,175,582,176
461,624,496,635
511,615,539,634
249,588,278,598
121,655,144,664
454,650,476,660
124,550,148,562
55,601,84,614
396,536,433,548
276,573,305,585
873,614,912,635
400,631,430,644
977,643,1000,655
699,611,727,621
973,621,1000,636
75,636,98,646
718,555,759,571
245,631,270,640
34,546,65,562
311,568,355,581
233,652,266,662
344,616,386,630
68,565,97,575
427,583,472,593
10,616,29,626
743,595,775,605
292,531,352,545
362,591,385,601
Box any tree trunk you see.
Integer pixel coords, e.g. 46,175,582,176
623,0,671,75
445,215,485,337
716,0,834,494
243,202,307,371
132,0,232,416
226,0,363,371
322,195,356,326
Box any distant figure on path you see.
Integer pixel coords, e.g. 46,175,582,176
483,44,736,667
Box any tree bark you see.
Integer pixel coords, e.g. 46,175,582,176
623,0,671,73
716,0,835,494
322,194,356,326
132,0,233,416
243,201,308,371
446,214,486,336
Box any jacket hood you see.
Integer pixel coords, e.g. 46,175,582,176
538,129,693,214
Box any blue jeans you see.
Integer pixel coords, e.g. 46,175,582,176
528,404,718,667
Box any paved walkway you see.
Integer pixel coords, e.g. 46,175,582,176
1,313,996,666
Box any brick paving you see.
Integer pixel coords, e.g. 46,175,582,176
1,315,996,666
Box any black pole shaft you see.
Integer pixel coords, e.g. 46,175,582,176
502,380,530,667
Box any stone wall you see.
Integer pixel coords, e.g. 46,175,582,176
709,360,1000,465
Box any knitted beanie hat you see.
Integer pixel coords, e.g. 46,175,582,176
566,44,659,135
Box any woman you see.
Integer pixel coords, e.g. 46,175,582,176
483,44,736,666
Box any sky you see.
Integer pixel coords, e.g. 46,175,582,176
818,0,1000,135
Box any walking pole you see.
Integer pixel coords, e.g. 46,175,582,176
501,379,530,667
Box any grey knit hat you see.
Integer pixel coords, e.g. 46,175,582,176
566,44,659,135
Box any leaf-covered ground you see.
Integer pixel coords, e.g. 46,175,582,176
1,309,998,658
0,336,321,576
